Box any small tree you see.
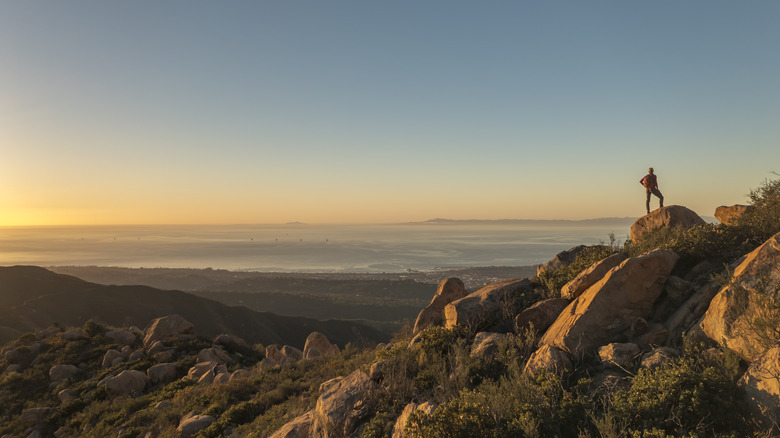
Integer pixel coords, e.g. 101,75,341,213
737,176,780,244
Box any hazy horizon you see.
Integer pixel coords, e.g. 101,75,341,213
0,215,640,228
0,222,634,272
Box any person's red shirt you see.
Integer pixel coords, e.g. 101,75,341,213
640,174,658,190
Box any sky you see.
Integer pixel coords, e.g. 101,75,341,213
1,1,779,226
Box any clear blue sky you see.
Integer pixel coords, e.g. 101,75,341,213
2,1,778,225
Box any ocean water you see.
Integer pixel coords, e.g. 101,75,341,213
0,222,633,273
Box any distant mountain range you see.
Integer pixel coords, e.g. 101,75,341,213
0,266,388,347
409,217,638,225
410,216,717,225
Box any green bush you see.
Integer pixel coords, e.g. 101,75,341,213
609,344,745,436
537,245,616,296
407,398,497,438
82,319,107,337
624,223,751,262
736,176,780,244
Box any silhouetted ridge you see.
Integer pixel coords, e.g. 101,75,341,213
0,266,387,347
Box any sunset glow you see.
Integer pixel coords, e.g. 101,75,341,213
2,2,779,226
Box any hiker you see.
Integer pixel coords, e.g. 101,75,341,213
640,167,664,214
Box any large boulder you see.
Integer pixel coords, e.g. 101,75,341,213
630,205,706,243
540,249,679,356
739,345,780,428
715,204,754,226
700,231,780,362
147,363,178,385
49,364,80,382
470,332,507,360
281,345,304,362
663,275,695,307
178,413,215,437
197,347,234,365
187,361,227,381
664,281,721,345
537,245,592,276
143,314,194,348
265,344,285,364
102,349,125,369
523,344,572,377
270,410,316,438
303,332,340,359
311,370,380,438
444,279,533,331
515,298,569,333
104,370,148,397
105,329,137,345
413,278,468,334
561,253,627,299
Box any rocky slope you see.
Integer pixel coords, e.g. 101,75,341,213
0,266,387,348
2,194,779,437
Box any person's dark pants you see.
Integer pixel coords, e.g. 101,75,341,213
646,189,663,213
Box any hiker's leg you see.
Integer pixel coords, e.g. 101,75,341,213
653,189,664,208
646,191,651,213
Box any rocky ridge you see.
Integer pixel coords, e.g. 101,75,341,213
2,198,779,436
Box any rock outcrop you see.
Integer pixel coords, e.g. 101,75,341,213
715,204,754,226
105,329,137,345
524,344,572,377
303,332,340,359
470,332,507,359
392,401,437,438
104,370,149,397
664,281,721,345
514,298,569,333
147,363,178,385
310,370,380,437
197,347,234,365
700,231,780,362
270,411,316,438
413,278,468,334
540,249,679,356
561,253,627,299
178,413,215,437
537,245,592,276
739,345,780,428
143,314,194,348
49,364,80,382
444,279,533,331
630,205,706,243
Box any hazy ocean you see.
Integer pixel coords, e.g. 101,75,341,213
0,221,634,273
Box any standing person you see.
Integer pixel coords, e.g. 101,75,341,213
640,167,663,214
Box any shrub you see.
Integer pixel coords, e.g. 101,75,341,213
736,176,780,244
537,245,616,296
82,319,107,337
609,341,745,436
407,398,497,438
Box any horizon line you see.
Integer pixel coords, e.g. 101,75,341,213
0,216,650,228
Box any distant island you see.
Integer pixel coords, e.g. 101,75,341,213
409,217,638,226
